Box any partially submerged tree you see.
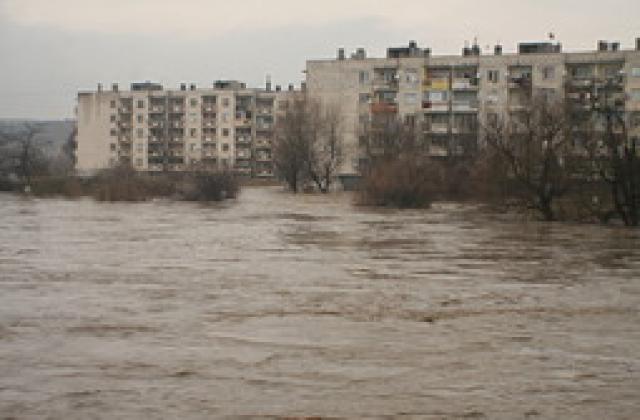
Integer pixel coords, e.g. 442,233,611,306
579,84,640,226
273,95,343,193
482,96,578,221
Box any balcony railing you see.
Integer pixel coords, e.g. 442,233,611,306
370,102,398,114
423,78,450,90
452,78,478,90
427,123,449,134
452,101,479,112
422,101,449,112
150,105,164,113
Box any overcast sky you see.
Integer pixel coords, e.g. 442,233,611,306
1,0,638,120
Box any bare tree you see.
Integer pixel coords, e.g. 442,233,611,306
359,112,421,169
273,95,344,193
305,103,343,192
579,83,640,226
0,123,47,187
482,95,578,221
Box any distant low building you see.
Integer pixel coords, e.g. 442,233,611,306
76,80,297,177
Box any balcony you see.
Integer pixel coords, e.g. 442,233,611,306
202,104,217,112
170,121,184,128
422,101,449,112
149,120,164,128
254,139,271,149
235,118,252,127
372,78,399,91
169,105,185,113
508,75,532,89
427,123,449,134
452,78,478,90
236,150,251,159
257,107,272,115
119,135,132,143
119,107,132,114
202,119,216,128
236,136,252,145
256,123,272,131
255,154,271,162
149,105,164,114
452,101,479,112
370,102,398,114
423,78,450,91
202,136,217,144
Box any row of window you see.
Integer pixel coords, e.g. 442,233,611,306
359,66,640,86
109,97,232,109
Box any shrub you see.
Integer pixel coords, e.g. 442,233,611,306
358,157,441,208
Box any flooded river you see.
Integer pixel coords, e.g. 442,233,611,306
1,187,639,419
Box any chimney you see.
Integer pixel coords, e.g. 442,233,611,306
636,37,640,51
423,48,431,57
275,85,281,92
112,83,118,92
494,44,503,55
598,40,608,51
409,40,417,49
189,83,196,91
356,48,366,59
288,83,294,92
301,82,307,92
180,83,186,91
462,47,471,56
611,42,620,51
471,42,481,56
97,83,103,92
337,48,345,60
266,75,272,92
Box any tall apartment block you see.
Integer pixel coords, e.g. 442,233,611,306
76,80,295,176
306,38,640,178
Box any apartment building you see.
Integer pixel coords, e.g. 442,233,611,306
306,38,640,178
76,80,295,177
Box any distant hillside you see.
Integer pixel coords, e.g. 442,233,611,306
0,120,76,157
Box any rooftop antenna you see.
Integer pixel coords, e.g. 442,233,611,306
549,32,556,41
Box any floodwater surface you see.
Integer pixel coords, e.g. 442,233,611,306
1,187,639,419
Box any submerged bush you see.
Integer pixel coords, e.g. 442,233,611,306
27,166,240,202
358,157,441,208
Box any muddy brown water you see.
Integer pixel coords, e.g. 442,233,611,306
1,187,639,419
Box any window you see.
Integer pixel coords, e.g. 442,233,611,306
631,89,640,102
137,128,144,138
542,66,555,80
136,143,144,152
190,98,198,107
404,69,418,84
135,158,143,167
632,68,640,77
137,100,144,109
190,128,197,137
190,143,197,152
359,93,370,104
110,100,116,108
427,91,448,102
222,98,230,107
136,114,144,123
487,70,500,83
222,112,229,123
110,115,116,123
222,128,229,137
110,143,116,151
404,93,418,105
222,143,229,152
359,71,370,84
110,129,117,136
